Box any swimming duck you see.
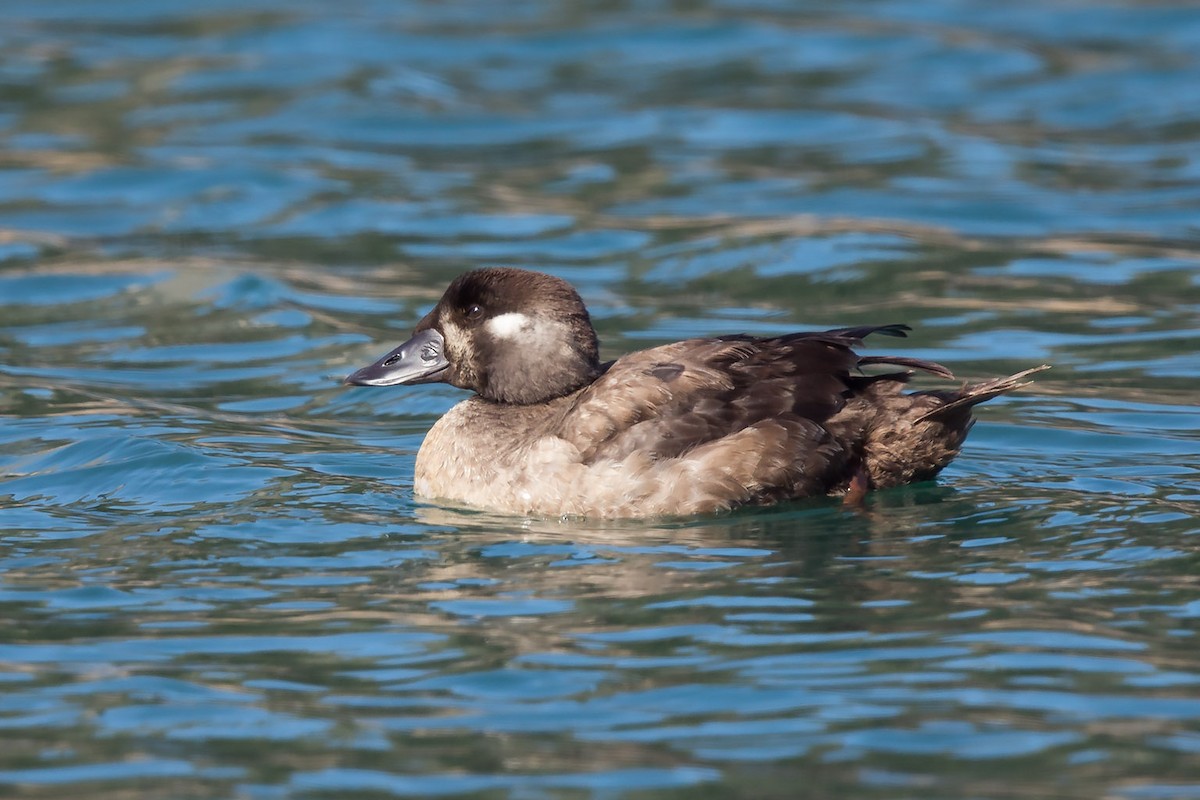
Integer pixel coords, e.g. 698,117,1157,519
345,267,1044,518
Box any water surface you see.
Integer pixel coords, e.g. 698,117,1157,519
1,1,1199,798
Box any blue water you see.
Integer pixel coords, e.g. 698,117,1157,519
2,0,1199,797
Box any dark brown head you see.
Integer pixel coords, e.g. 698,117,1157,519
345,268,601,404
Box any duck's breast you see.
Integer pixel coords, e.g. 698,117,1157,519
413,397,587,515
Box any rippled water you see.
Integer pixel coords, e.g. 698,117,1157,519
2,1,1199,797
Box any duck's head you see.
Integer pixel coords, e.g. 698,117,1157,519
345,267,601,405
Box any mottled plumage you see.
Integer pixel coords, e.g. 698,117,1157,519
345,268,1046,518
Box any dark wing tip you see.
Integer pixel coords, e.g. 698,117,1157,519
876,323,912,339
826,323,911,342
858,355,956,380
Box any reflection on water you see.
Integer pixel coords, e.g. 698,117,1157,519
2,0,1199,798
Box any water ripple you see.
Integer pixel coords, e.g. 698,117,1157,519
2,0,1199,797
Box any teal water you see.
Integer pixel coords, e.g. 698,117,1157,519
1,1,1199,798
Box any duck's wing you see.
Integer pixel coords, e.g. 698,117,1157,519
556,325,944,466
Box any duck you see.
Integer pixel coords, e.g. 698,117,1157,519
345,267,1045,519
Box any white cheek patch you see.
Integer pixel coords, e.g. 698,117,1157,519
486,312,532,340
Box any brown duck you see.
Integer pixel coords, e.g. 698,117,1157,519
346,267,1045,518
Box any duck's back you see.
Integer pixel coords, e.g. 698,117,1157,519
560,329,893,456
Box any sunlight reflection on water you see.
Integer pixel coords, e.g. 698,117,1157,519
1,0,1199,798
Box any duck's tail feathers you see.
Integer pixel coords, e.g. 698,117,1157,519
916,365,1050,424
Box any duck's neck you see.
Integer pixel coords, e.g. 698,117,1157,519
479,353,599,405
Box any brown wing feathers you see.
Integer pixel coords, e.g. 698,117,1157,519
562,324,942,467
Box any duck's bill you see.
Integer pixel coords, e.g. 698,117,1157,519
344,328,450,387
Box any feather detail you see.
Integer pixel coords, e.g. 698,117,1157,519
916,365,1051,423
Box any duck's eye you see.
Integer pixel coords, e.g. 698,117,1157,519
465,303,484,320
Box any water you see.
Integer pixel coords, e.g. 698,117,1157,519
1,0,1198,797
